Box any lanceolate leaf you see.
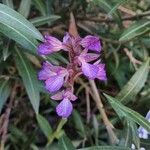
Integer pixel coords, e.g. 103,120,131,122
0,3,43,41
36,114,52,138
30,15,60,27
104,94,150,133
116,58,149,103
78,146,131,150
58,135,76,150
0,23,38,53
14,47,40,114
18,0,31,18
0,78,11,113
119,20,150,41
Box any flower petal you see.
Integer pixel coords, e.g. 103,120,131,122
81,61,99,79
80,35,101,52
45,76,64,93
38,44,52,55
97,64,107,81
38,69,55,80
56,98,73,118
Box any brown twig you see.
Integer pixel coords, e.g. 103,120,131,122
0,83,17,150
77,78,118,144
77,11,150,23
89,80,118,145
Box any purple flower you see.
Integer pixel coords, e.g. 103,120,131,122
38,62,68,93
37,33,106,118
56,98,73,118
38,35,63,55
78,54,106,80
80,35,101,52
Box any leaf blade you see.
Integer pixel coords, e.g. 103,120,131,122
116,58,149,103
104,94,150,133
0,3,43,41
14,47,40,114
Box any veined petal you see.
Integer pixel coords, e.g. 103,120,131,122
80,52,100,62
45,75,64,93
38,35,63,55
81,61,99,79
97,64,107,81
38,69,55,80
80,35,101,52
38,44,52,55
56,98,73,118
45,35,62,48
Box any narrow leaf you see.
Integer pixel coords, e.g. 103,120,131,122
116,58,149,103
32,0,46,16
0,3,43,41
14,47,40,114
30,15,60,27
0,78,11,113
18,0,31,18
58,135,75,150
36,114,52,138
119,20,150,41
2,0,14,9
0,22,38,53
104,94,150,133
78,146,131,150
72,110,86,137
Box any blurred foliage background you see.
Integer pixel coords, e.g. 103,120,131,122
0,0,149,150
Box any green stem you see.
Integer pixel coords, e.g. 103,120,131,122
47,118,67,146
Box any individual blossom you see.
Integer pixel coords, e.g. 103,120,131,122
51,90,77,118
38,62,69,93
38,35,63,55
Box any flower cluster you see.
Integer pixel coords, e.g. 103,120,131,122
38,33,106,118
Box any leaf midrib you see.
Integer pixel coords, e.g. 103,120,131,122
16,49,37,104
0,22,37,49
0,8,41,39
118,60,149,102
120,21,150,40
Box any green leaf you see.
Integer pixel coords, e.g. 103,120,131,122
2,0,14,9
72,110,86,137
32,0,46,16
0,3,43,41
116,58,150,103
18,0,31,18
104,94,150,133
0,78,11,113
78,146,131,150
93,0,121,21
58,135,76,150
119,20,150,41
30,15,60,27
0,23,38,53
14,47,40,114
36,114,52,138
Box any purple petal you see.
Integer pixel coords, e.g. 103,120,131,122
81,53,100,62
45,76,64,93
81,61,99,79
63,32,71,44
64,90,77,101
80,35,101,52
97,64,107,81
56,98,73,118
38,44,52,55
38,35,63,55
38,69,55,80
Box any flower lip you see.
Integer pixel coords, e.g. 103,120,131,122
80,35,101,52
56,98,73,118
